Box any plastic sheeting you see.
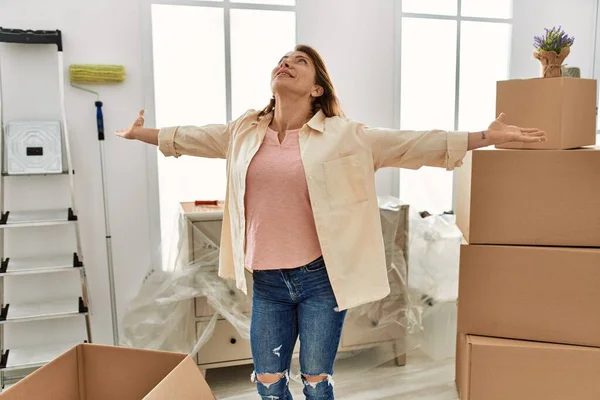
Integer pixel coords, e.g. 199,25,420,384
120,196,459,387
406,209,462,361
120,207,251,357
407,209,462,303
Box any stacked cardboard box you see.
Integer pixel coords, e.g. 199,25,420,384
455,77,600,400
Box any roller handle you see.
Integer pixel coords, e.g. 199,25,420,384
0,27,62,51
95,101,105,141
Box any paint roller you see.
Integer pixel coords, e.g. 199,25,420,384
69,64,126,346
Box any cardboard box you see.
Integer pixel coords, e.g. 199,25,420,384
495,77,597,150
457,244,600,347
455,147,600,247
456,335,600,400
1,344,215,399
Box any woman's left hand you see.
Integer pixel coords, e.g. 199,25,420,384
487,113,547,145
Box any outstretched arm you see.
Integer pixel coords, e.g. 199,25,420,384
116,110,231,159
360,113,546,171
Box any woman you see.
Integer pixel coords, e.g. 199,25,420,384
117,44,545,400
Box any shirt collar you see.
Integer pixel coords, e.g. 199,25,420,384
306,110,326,133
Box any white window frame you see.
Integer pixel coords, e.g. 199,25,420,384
140,0,297,265
393,0,512,211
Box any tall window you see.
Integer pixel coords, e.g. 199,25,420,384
398,0,512,214
148,0,296,266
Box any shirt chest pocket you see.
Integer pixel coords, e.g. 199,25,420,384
323,154,369,208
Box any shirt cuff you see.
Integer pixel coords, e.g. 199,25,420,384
446,131,469,170
158,126,180,158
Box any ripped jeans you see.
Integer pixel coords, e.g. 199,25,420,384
250,256,347,400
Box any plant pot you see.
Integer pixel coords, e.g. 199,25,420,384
534,46,570,78
562,66,580,78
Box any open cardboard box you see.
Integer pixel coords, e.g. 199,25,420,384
0,344,215,399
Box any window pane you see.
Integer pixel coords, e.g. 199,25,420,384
230,9,296,118
233,0,295,5
461,0,512,19
400,18,457,214
400,18,457,130
151,4,227,267
151,5,226,127
402,0,457,16
400,167,455,213
458,21,511,132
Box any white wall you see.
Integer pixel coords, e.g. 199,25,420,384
511,0,598,79
0,0,150,346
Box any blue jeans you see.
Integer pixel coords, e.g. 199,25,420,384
250,256,347,400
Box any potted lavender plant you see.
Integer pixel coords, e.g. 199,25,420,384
533,26,575,78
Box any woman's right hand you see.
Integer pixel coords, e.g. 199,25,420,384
116,109,145,140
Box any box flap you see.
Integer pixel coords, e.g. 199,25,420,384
455,333,471,400
81,344,186,400
467,335,600,400
144,356,215,399
468,335,600,351
1,345,80,400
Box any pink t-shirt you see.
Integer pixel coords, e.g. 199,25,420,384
244,127,323,270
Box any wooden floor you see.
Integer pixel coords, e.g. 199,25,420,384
207,351,459,400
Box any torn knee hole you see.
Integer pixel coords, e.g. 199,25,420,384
302,374,328,383
251,370,290,389
302,374,334,388
257,373,285,384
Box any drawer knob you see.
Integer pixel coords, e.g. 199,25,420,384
230,338,237,344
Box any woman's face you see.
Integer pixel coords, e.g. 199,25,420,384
271,50,321,98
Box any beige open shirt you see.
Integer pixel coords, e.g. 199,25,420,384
158,109,469,311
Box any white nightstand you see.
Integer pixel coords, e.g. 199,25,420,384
180,200,409,373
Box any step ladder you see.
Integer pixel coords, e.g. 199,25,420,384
0,28,92,388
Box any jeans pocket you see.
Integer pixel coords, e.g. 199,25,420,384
304,257,326,272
